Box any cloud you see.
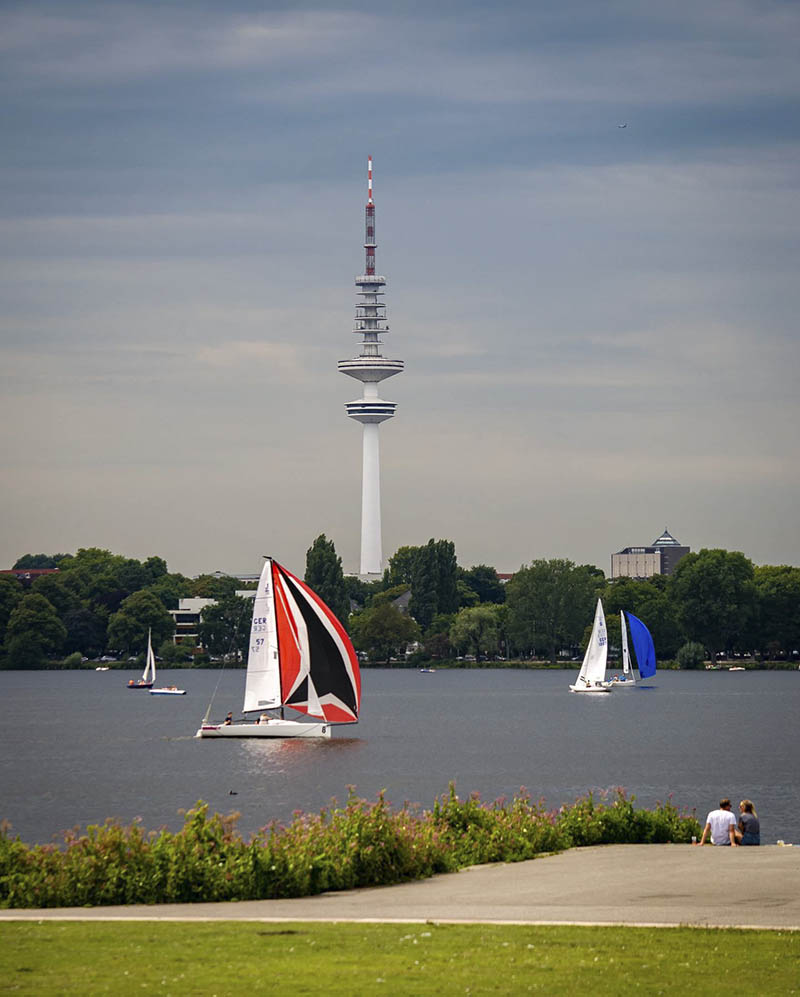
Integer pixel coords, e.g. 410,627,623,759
1,0,799,576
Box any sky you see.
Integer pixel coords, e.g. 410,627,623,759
1,0,799,579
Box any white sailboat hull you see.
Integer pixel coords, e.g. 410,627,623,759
196,719,333,739
569,683,611,694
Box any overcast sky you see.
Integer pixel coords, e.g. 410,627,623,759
1,0,798,579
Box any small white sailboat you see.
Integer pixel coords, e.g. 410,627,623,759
196,557,361,739
569,598,611,693
127,629,156,690
150,685,186,695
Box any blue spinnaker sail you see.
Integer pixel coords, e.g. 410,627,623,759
626,612,657,678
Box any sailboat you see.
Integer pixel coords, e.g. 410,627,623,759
127,628,156,690
610,611,637,687
569,598,612,693
196,557,361,739
609,611,657,686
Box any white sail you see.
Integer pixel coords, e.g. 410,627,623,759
620,611,634,680
143,629,156,684
242,558,282,713
575,599,608,687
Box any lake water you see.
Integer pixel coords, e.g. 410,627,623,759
1,668,797,845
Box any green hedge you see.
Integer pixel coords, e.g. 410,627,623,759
0,787,701,909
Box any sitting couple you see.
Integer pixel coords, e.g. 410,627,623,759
695,798,760,846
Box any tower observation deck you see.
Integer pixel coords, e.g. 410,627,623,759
338,157,403,577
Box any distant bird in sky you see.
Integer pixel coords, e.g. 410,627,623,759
618,123,628,128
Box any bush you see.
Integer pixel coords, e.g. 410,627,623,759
0,789,702,909
675,641,706,669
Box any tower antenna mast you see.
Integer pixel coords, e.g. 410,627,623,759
338,157,404,577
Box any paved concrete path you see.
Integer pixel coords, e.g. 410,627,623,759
2,845,798,929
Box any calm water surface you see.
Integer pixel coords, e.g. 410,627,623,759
1,668,797,844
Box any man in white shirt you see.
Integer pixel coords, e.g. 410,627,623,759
696,798,738,846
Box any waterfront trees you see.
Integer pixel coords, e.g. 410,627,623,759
198,595,252,660
349,602,420,665
304,534,350,628
603,574,682,660
106,591,175,656
409,539,459,630
4,593,67,668
449,604,501,660
506,559,602,664
752,565,800,657
3,541,799,666
669,549,756,660
0,576,23,647
459,564,505,605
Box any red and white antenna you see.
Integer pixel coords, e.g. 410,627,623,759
365,155,376,275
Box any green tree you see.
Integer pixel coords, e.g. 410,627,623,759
456,579,480,608
145,572,194,611
603,574,683,660
0,576,23,649
106,591,175,655
62,607,107,658
158,640,196,665
460,564,506,604
753,565,800,657
143,556,168,582
409,539,459,629
191,573,241,600
31,573,82,620
370,584,411,608
669,549,756,659
344,574,384,609
423,630,453,660
198,595,252,659
449,605,500,660
349,602,420,665
304,534,350,628
56,548,142,613
12,553,67,569
506,559,602,664
675,641,706,669
4,593,67,668
386,546,419,587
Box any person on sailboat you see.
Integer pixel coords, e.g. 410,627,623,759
695,798,738,846
224,712,233,725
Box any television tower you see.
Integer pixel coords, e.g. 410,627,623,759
338,157,403,577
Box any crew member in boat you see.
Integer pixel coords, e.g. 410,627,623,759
258,713,270,724
224,712,233,725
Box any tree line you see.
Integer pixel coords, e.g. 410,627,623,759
305,537,800,668
2,541,799,669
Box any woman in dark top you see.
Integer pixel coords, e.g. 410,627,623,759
735,799,760,845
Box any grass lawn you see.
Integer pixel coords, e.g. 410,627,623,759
1,921,798,995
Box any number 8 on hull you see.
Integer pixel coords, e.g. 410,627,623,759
196,557,361,738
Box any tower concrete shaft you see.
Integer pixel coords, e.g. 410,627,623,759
338,157,403,577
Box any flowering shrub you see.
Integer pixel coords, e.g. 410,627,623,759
0,788,701,909
554,789,699,846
